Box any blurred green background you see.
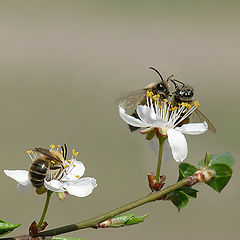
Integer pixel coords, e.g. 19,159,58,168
0,0,239,239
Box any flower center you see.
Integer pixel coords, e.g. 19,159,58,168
27,145,80,182
146,91,200,128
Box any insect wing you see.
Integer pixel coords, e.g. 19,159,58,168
33,148,62,162
118,89,147,114
191,109,216,133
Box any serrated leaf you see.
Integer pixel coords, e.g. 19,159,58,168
198,152,234,168
170,191,189,211
53,237,84,240
209,153,234,168
0,220,21,237
178,163,197,181
206,163,232,193
180,186,198,198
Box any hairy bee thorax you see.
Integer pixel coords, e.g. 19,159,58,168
27,145,70,188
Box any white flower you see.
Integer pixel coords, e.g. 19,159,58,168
4,144,97,198
119,93,208,162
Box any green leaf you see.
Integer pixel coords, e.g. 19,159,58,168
100,213,149,228
180,186,198,198
206,163,232,193
209,152,234,168
178,163,197,181
110,214,134,227
198,152,234,168
0,220,21,237
53,237,84,240
146,129,155,140
170,191,189,211
125,214,149,226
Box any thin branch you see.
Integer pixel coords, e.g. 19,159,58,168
2,177,194,240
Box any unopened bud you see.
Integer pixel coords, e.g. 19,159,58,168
98,213,149,228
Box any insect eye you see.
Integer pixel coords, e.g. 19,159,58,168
184,90,194,97
156,83,167,92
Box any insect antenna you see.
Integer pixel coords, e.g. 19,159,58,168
170,79,178,90
171,78,185,87
149,67,164,82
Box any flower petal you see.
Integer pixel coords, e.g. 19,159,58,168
4,170,31,186
148,137,173,162
63,177,97,197
167,129,188,162
119,106,148,127
136,105,156,123
44,179,64,192
175,121,208,135
16,183,31,194
136,105,166,127
62,161,85,181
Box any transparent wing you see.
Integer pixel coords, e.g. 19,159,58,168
118,89,147,114
191,109,216,133
33,148,62,162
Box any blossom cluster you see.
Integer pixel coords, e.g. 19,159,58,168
4,144,97,199
119,91,208,162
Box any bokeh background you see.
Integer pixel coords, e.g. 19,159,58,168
0,1,239,239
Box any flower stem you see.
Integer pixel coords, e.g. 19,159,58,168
37,177,190,237
37,191,53,229
155,136,166,182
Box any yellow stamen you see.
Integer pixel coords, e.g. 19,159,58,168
147,91,154,98
26,150,31,154
75,175,80,178
152,95,158,101
72,149,79,156
65,164,69,168
51,160,56,164
67,160,71,163
50,144,55,149
194,100,200,108
73,164,76,167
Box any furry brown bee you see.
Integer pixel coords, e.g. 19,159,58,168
170,78,216,133
29,145,67,188
119,67,172,131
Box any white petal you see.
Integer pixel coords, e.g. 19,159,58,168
148,137,173,162
119,106,148,127
4,170,31,186
44,179,64,192
136,105,166,127
175,121,208,135
136,105,156,123
167,129,188,162
63,177,97,197
16,183,31,194
61,161,85,181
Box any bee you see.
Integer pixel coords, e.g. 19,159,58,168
119,67,172,131
29,144,67,188
170,78,216,133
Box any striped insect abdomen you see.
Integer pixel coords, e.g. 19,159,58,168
29,158,49,188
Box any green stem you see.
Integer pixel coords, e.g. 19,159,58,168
37,191,53,229
38,177,190,237
155,137,166,182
